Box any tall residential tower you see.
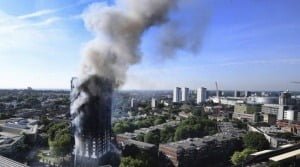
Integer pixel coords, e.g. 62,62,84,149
197,87,207,104
173,87,182,103
181,87,189,102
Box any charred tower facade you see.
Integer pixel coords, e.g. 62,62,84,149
71,76,113,167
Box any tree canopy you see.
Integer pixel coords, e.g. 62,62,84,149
47,122,73,156
154,117,166,125
120,157,144,167
243,132,269,151
113,121,137,134
160,126,175,143
144,130,160,145
174,116,217,141
231,148,257,165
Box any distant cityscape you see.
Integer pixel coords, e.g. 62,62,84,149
0,84,299,166
0,0,299,166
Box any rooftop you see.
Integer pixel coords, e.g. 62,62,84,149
250,150,273,156
258,126,285,134
269,149,300,162
161,132,242,150
0,155,28,167
125,139,156,150
1,118,38,134
134,121,179,134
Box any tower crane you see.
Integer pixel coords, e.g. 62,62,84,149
215,81,221,105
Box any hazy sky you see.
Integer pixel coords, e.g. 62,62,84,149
0,0,299,91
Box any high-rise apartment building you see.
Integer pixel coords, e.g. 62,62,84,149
197,87,207,104
279,91,292,105
234,90,241,97
173,87,182,103
245,91,252,97
181,87,189,102
130,98,136,108
71,76,113,167
151,98,157,108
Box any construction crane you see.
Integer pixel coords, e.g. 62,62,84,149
215,81,221,105
215,81,222,113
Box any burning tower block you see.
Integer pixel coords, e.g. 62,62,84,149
71,76,114,167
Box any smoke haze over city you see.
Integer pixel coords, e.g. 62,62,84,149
0,0,299,91
1,1,300,167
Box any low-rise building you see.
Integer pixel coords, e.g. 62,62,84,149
208,112,232,121
234,103,261,114
262,104,280,115
263,114,277,125
276,120,300,135
178,112,192,119
0,118,39,156
233,103,261,122
159,132,243,167
134,121,179,135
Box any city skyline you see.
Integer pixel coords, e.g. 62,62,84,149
0,0,300,91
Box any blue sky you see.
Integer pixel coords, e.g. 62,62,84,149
0,0,299,91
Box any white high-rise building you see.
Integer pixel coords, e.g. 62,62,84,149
284,110,295,121
197,87,207,104
173,87,182,103
234,90,241,97
279,91,292,105
181,87,189,102
151,98,157,108
130,98,136,108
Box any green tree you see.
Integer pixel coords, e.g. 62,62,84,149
160,126,175,143
243,132,269,150
47,122,72,156
136,119,152,128
174,117,217,141
47,122,68,141
174,125,193,141
113,121,136,134
231,148,257,165
136,133,145,142
191,107,202,117
144,130,160,145
120,157,144,167
50,133,72,156
154,117,165,125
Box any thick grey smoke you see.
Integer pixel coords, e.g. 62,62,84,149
71,0,209,164
80,0,176,87
72,1,177,162
156,0,211,58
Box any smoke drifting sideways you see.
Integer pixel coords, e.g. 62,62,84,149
79,0,211,86
71,0,210,162
79,0,176,87
156,0,211,58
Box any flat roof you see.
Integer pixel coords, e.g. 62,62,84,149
251,150,273,156
0,132,19,138
0,155,28,167
269,149,300,162
262,104,280,107
279,144,294,148
127,139,155,149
